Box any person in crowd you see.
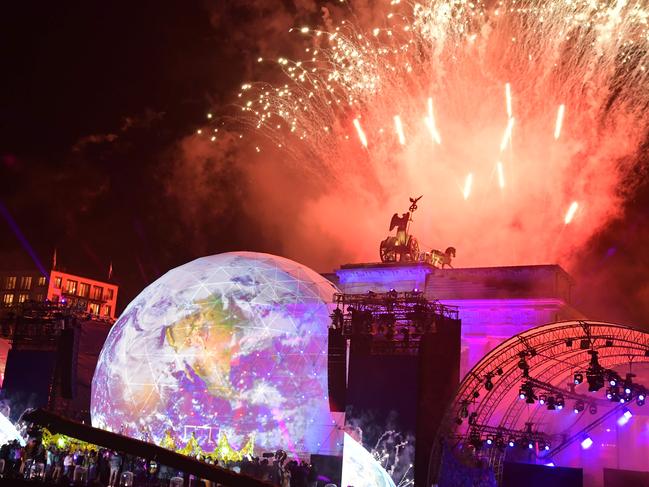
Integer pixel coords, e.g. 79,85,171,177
51,447,63,483
108,451,122,487
63,450,74,478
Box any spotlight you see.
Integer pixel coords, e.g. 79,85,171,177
580,436,593,449
496,367,503,375
527,440,534,450
565,339,573,347
573,400,585,414
574,373,584,385
468,412,478,425
589,404,598,415
485,375,494,391
606,389,613,400
580,339,590,350
539,394,547,406
605,340,614,347
460,405,469,418
519,382,536,404
508,438,516,448
556,395,565,410
638,391,646,406
486,435,494,446
624,373,635,395
617,408,633,426
546,396,556,411
544,442,551,451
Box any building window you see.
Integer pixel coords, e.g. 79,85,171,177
18,293,29,303
92,286,103,300
89,303,100,315
66,280,78,295
2,294,14,306
54,276,62,289
38,276,47,287
20,276,32,290
105,288,114,300
6,276,16,290
104,305,111,316
78,282,90,298
35,294,44,302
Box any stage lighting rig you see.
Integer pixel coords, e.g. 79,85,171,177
573,400,585,414
519,382,537,404
623,373,635,395
568,350,606,392
517,352,530,377
484,373,494,391
556,395,565,410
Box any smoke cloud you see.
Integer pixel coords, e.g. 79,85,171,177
168,1,649,324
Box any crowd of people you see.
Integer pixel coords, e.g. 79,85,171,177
0,438,323,487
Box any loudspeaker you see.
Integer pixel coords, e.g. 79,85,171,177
327,328,347,412
1,349,57,419
57,327,79,399
416,317,461,487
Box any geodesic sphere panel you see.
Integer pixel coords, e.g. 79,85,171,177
91,252,341,455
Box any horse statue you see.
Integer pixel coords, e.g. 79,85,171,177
429,247,456,268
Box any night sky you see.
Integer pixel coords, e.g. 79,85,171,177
2,2,649,325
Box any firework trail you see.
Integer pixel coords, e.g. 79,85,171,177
212,0,649,268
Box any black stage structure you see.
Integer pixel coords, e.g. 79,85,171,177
328,290,461,486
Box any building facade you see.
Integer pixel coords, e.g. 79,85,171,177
0,269,118,320
330,263,584,378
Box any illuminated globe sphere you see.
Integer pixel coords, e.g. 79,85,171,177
91,252,342,455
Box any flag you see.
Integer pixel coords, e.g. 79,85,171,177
52,248,57,270
108,261,113,280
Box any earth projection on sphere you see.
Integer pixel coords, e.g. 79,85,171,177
91,252,344,456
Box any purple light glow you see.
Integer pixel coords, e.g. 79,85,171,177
617,408,633,426
581,436,593,449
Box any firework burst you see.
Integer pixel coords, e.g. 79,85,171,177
211,0,649,267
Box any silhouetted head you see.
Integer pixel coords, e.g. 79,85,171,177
446,247,456,257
